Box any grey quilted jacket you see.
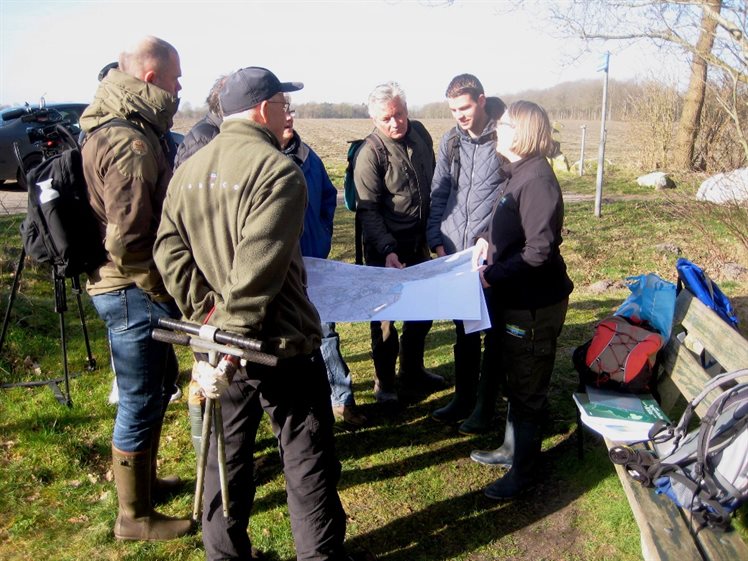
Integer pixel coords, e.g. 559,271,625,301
426,97,504,254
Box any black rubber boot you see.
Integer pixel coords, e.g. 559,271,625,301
458,370,501,435
372,321,399,402
483,419,541,500
399,320,445,394
432,344,479,424
470,408,514,466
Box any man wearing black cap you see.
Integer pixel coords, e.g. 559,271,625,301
154,67,350,561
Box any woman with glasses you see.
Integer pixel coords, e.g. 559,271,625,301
470,100,574,500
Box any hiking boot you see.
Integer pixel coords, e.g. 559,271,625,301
333,404,368,427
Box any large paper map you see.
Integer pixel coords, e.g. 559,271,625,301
304,248,490,333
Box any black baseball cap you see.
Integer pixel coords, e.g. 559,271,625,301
219,67,303,116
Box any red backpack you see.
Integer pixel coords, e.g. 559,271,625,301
574,316,664,393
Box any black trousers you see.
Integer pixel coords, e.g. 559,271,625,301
202,350,346,561
483,299,569,424
365,237,433,387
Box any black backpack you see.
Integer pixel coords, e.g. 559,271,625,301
19,120,130,278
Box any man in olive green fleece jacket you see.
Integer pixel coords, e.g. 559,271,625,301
354,81,445,404
80,36,193,542
154,67,348,561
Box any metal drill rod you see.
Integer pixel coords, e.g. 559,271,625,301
157,317,264,352
213,399,230,518
152,328,277,367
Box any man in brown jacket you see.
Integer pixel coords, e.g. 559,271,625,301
80,36,192,541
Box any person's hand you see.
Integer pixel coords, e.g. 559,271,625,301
434,245,447,258
192,357,237,399
385,252,404,269
471,238,489,271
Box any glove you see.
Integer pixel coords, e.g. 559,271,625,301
471,238,489,271
192,356,238,399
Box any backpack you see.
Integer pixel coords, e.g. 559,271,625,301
573,315,664,393
676,258,739,330
609,369,748,531
343,135,387,212
19,120,130,278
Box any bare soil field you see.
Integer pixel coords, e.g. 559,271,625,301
172,116,637,179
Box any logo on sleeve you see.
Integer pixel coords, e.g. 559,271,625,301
131,139,148,156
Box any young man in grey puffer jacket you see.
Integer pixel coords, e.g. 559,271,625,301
427,74,506,435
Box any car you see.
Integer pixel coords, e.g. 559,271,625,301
0,101,88,186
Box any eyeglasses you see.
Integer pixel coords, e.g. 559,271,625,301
497,120,515,129
267,101,291,113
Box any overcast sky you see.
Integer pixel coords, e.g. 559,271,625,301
1,0,684,110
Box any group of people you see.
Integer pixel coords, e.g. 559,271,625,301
80,34,572,561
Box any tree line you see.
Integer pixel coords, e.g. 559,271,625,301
177,78,654,122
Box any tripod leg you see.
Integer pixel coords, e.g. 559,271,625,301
0,248,26,356
71,276,96,371
54,274,72,407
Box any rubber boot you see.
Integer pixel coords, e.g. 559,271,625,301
372,321,399,402
483,419,541,500
112,446,194,541
150,422,182,503
458,368,501,435
470,407,514,466
398,320,445,394
432,344,479,424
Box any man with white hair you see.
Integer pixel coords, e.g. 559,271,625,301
353,81,445,404
80,35,192,541
155,67,356,561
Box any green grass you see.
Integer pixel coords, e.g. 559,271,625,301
0,173,747,560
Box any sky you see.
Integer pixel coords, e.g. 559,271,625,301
0,0,686,110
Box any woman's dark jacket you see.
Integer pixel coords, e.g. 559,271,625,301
482,154,573,311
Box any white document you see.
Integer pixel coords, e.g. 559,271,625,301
304,248,491,332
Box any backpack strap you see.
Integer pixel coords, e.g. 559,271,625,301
365,132,389,173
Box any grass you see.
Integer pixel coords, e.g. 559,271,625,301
1,152,747,560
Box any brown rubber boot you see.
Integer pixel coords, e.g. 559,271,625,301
112,445,194,541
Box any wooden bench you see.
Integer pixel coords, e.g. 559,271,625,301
602,289,748,561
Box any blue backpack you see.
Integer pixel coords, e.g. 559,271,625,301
676,258,739,329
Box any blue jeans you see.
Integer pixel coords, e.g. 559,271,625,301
92,286,180,452
319,323,354,407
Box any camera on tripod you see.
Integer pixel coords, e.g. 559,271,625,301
19,103,80,160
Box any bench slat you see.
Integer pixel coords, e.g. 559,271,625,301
693,521,748,561
609,451,703,561
675,290,748,372
660,337,718,418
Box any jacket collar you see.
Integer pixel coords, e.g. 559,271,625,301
80,69,179,136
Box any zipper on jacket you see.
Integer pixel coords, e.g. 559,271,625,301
462,142,478,249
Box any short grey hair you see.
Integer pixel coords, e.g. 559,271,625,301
367,81,407,119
